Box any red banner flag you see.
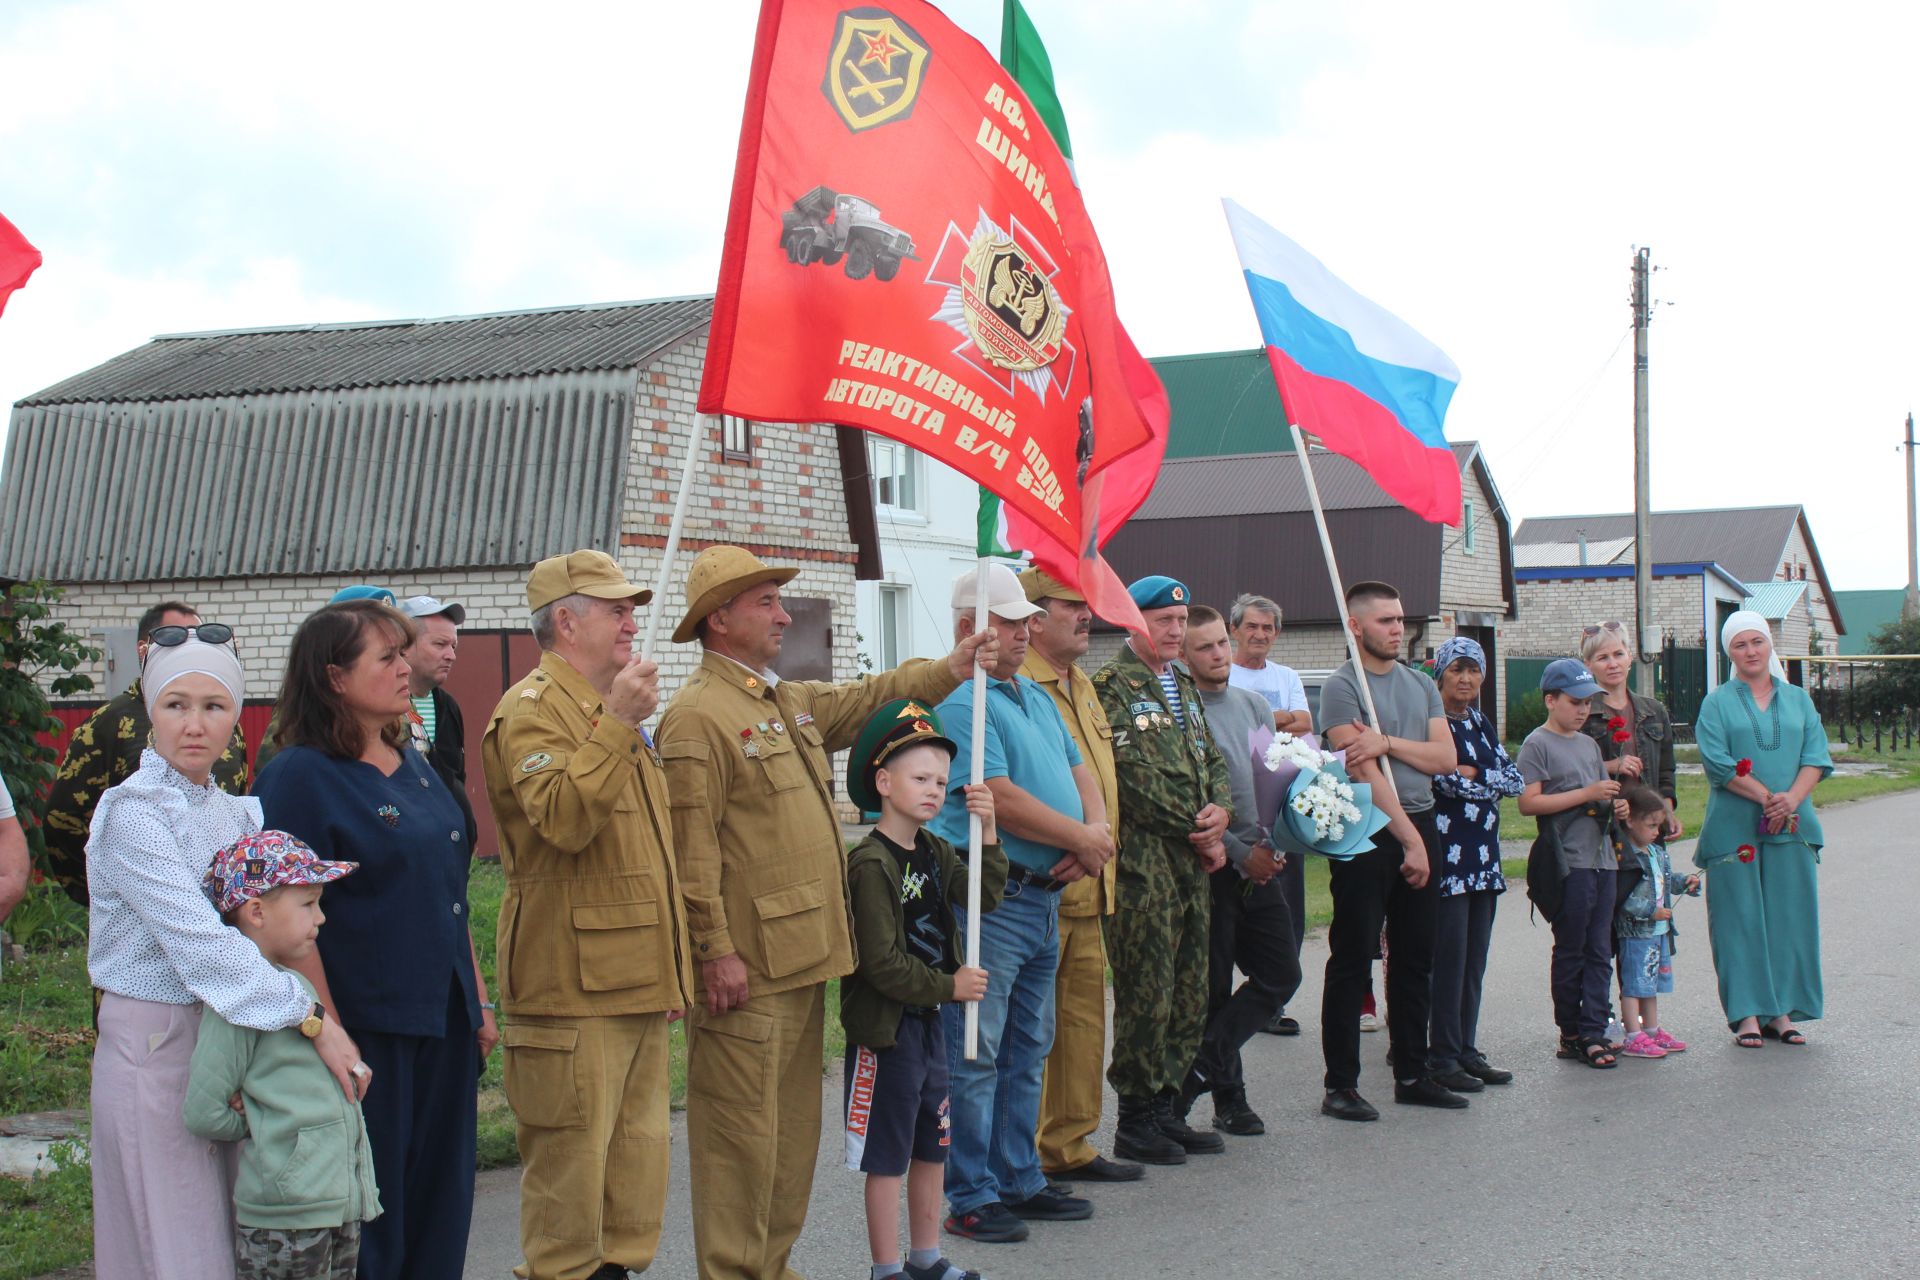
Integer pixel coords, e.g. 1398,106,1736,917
0,213,43,318
700,0,1164,629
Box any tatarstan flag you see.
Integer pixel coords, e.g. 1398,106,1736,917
0,213,42,318
701,0,1163,630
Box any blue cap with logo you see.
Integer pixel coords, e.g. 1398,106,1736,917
1539,658,1603,697
1127,575,1190,611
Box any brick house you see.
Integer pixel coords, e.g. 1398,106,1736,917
0,295,884,848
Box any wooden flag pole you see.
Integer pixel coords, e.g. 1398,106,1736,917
962,554,989,1061
1289,423,1381,729
640,413,709,657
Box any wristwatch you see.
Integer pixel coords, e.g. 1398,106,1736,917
299,1001,327,1039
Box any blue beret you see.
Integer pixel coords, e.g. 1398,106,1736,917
1127,575,1190,610
329,584,397,607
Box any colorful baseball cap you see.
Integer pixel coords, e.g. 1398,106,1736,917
202,830,357,916
1127,575,1190,611
847,698,958,814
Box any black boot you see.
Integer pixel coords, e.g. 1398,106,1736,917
1152,1091,1225,1155
1113,1095,1187,1165
1174,1067,1207,1122
1211,1087,1266,1136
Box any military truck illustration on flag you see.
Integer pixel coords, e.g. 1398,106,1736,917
779,186,918,281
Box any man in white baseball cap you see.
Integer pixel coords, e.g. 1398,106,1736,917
399,595,475,846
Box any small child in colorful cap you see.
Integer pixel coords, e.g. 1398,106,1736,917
186,831,380,1276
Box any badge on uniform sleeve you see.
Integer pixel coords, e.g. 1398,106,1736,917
1135,714,1149,730
519,752,554,773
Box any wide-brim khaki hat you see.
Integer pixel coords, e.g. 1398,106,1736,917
673,545,799,643
527,549,653,612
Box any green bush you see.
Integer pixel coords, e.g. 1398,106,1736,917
1505,689,1548,746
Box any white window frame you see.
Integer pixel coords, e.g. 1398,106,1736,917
721,415,753,462
869,436,923,516
1462,497,1477,554
876,583,909,669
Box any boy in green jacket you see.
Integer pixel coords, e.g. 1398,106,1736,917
841,699,1006,1280
184,831,380,1280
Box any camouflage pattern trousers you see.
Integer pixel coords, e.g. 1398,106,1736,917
1105,833,1211,1099
236,1221,362,1279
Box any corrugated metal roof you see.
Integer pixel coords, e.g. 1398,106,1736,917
1833,588,1907,655
18,296,715,405
1513,536,1635,568
1513,506,1801,584
1,373,639,582
1742,580,1809,620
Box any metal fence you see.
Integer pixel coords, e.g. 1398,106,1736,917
1808,656,1920,751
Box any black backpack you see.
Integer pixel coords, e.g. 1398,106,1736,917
1524,804,1607,924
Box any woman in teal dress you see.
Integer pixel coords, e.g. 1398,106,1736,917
1693,611,1832,1047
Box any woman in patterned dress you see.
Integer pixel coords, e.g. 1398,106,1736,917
1425,636,1524,1091
86,631,366,1279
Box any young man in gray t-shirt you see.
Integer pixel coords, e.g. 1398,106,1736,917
1314,582,1465,1120
1179,608,1303,1138
1517,658,1623,1067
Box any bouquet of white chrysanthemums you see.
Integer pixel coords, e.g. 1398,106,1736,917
1250,728,1390,860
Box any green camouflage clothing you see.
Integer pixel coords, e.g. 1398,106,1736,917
235,1221,361,1279
43,679,250,905
1093,643,1232,1098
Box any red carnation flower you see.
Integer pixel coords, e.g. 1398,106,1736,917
1737,845,1757,864
1608,716,1627,731
1612,730,1632,743
1735,758,1753,777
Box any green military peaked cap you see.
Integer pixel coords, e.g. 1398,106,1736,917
847,697,958,815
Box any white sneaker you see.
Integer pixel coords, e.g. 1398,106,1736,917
1359,1012,1380,1033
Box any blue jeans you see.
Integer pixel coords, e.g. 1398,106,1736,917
942,878,1059,1215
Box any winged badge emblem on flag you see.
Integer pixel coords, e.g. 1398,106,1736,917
824,8,930,132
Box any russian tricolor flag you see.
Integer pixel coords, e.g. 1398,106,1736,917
1223,198,1462,524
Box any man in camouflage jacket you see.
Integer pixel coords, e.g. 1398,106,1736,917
1092,576,1233,1166
43,602,248,905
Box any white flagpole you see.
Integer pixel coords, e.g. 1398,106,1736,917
640,413,710,657
963,553,989,1060
1289,424,1380,729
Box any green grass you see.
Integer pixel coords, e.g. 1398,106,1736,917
0,940,94,1116
0,1141,91,1280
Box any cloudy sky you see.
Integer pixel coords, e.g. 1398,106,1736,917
3,0,1914,593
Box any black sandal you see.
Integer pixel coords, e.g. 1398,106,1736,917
1580,1038,1618,1068
1734,1029,1764,1048
1763,1024,1808,1046
1556,1034,1582,1060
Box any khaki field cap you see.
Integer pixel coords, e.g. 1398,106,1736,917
526,549,653,612
674,545,799,644
1018,566,1084,605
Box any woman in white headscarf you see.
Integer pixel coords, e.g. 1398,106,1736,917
85,628,368,1278
1692,611,1832,1048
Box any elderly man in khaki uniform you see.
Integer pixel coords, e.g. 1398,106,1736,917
483,550,694,1280
1017,569,1139,1184
658,546,997,1280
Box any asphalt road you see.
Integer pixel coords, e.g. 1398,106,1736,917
465,790,1920,1278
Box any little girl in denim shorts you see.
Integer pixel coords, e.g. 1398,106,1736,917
1615,785,1700,1058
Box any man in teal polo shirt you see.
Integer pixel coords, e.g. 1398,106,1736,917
932,563,1114,1245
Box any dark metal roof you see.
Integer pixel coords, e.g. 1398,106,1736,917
1514,506,1802,585
0,298,724,583
18,296,716,405
1134,447,1460,518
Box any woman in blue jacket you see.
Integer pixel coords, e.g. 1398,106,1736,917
256,600,497,1280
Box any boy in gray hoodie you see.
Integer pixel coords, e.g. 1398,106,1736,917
185,831,380,1280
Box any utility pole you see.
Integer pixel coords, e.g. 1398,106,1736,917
1906,412,1918,620
1632,247,1654,696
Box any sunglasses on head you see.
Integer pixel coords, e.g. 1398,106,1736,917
1582,621,1627,638
147,623,235,648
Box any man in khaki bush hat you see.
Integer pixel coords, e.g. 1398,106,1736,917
483,547,693,1280
657,544,999,1280
1016,567,1137,1184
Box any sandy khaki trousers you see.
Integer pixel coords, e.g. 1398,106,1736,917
686,983,825,1280
1037,910,1109,1173
504,1011,674,1280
